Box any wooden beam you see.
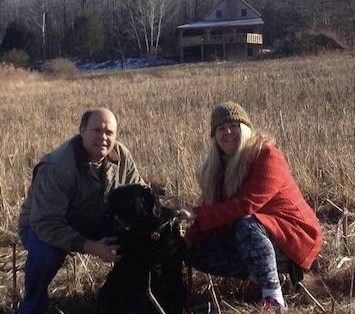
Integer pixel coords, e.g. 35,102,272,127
179,30,184,63
201,30,206,61
222,34,226,60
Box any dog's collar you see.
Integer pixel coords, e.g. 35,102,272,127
150,217,178,241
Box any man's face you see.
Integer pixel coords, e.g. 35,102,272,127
80,109,117,162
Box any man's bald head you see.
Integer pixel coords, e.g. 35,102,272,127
79,108,118,133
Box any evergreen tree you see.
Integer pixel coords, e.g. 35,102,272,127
67,13,104,58
0,20,40,59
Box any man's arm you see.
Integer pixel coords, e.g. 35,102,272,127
30,164,120,262
29,164,87,252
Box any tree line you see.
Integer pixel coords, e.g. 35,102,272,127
0,0,353,64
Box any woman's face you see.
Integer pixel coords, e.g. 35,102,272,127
215,122,241,155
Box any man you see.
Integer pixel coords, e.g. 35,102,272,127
18,108,144,314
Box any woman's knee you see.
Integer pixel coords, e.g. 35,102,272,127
234,216,266,240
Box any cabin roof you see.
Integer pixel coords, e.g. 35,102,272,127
178,17,264,30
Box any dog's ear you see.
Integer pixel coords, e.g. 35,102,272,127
140,186,156,212
149,181,166,197
152,199,161,218
139,185,162,219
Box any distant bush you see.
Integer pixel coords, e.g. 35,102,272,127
1,49,30,68
42,58,79,78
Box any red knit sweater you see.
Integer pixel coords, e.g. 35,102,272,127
188,144,323,270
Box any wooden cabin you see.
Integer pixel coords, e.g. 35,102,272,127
177,0,263,62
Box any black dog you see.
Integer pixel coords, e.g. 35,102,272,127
97,184,186,314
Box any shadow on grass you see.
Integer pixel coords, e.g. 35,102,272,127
48,292,97,314
0,292,97,314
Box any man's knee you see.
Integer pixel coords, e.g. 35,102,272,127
25,233,66,280
28,246,65,271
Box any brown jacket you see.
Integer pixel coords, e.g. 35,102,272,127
18,135,144,252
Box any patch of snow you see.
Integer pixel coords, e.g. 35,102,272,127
75,58,177,73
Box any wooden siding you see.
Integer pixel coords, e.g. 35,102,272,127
205,0,260,21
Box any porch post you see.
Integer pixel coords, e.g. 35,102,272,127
222,33,226,60
179,29,184,63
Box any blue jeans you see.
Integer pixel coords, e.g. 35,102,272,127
18,228,67,314
192,216,288,289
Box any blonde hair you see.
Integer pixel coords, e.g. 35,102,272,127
198,123,273,204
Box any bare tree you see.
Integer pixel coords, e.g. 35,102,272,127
124,0,174,59
103,0,133,65
18,0,48,60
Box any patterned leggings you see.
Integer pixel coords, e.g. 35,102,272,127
192,216,288,289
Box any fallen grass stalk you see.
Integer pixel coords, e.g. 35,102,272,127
207,274,222,314
220,298,241,313
298,282,327,313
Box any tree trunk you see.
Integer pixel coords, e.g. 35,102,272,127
42,10,46,60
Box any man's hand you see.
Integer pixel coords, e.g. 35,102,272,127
83,237,121,263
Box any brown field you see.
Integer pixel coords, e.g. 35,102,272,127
0,53,354,313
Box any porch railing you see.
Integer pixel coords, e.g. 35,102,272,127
180,33,263,47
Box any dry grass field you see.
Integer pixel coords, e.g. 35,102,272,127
0,52,354,313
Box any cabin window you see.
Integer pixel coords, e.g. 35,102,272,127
216,10,222,18
241,9,247,17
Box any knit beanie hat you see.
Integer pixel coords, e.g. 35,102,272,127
210,101,252,137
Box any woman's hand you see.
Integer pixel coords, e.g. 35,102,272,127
176,208,195,222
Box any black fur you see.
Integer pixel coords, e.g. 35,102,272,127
97,184,186,314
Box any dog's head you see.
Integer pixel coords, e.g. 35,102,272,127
108,184,186,276
109,184,160,237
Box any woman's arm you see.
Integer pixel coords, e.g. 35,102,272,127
194,145,289,232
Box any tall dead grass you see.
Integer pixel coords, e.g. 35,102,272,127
0,53,354,313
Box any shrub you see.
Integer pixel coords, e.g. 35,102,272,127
42,58,79,78
1,49,30,68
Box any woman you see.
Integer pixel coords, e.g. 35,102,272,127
181,101,323,313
